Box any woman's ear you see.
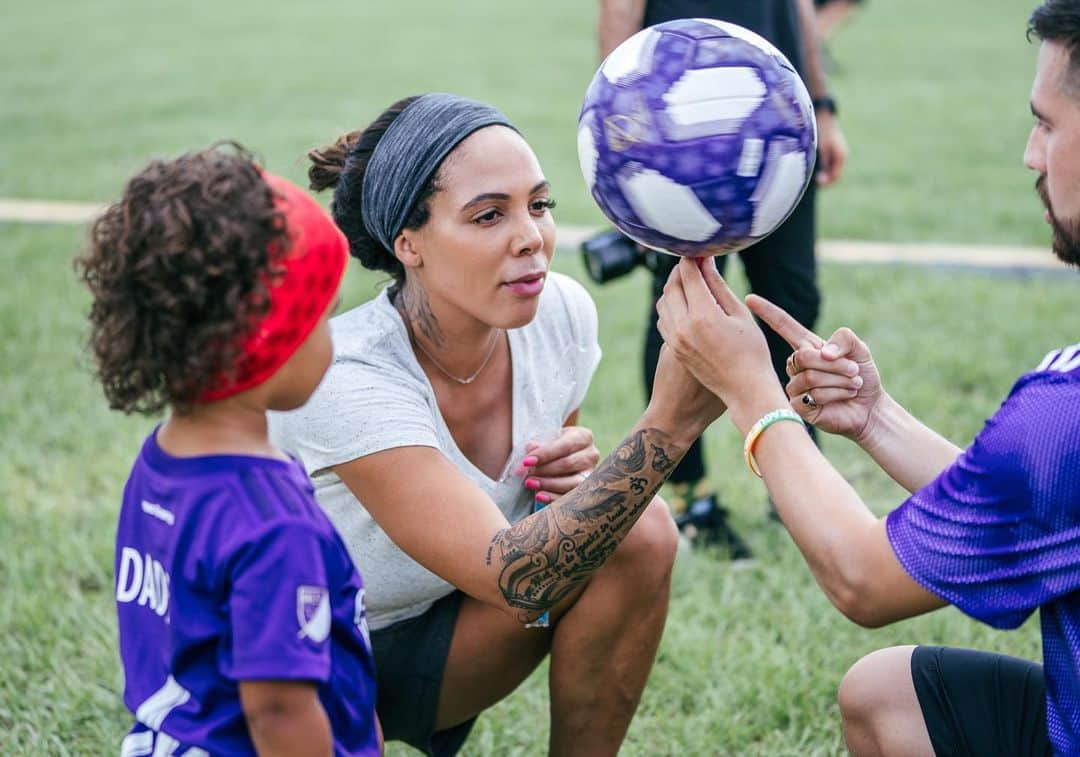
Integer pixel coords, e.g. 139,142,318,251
395,231,423,270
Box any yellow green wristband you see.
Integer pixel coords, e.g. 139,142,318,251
743,409,805,478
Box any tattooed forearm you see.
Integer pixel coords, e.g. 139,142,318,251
650,443,676,472
489,426,687,622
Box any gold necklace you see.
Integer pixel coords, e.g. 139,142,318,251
412,327,502,385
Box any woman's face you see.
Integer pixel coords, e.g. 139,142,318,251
401,125,557,330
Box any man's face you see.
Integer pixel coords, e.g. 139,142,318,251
1025,41,1080,266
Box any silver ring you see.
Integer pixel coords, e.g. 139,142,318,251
802,393,817,409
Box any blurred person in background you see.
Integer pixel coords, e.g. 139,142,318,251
595,0,848,556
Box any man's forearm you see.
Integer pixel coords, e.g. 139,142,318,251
487,421,687,622
857,394,964,494
598,0,646,59
753,414,947,627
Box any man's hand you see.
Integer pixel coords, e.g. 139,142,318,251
746,294,882,442
656,257,783,432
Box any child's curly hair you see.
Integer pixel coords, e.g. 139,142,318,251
75,143,290,415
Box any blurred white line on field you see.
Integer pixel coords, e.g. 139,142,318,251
0,199,1065,271
558,226,1065,271
0,199,106,224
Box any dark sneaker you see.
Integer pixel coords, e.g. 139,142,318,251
675,494,754,560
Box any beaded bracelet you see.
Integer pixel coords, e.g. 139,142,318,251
743,409,806,478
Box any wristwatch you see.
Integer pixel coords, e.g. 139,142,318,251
812,95,838,116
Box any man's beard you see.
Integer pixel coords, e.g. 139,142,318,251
1036,176,1080,267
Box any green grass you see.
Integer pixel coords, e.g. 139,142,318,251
0,0,1052,246
0,0,1071,752
0,222,1068,754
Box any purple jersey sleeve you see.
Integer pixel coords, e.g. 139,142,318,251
224,521,334,682
887,370,1080,629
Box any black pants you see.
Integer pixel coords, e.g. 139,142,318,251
911,646,1051,756
643,180,819,484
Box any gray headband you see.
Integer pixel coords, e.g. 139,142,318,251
358,93,515,252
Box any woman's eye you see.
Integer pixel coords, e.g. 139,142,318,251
474,209,500,224
531,198,557,213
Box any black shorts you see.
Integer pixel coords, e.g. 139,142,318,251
911,646,1051,756
370,591,476,757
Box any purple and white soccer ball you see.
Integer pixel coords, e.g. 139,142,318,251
577,18,817,257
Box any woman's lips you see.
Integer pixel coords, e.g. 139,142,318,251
504,273,546,297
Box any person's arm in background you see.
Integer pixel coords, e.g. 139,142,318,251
598,0,646,59
794,0,848,186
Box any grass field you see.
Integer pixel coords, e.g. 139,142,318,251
0,0,1049,246
0,0,1071,753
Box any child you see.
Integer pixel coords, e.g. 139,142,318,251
77,144,379,755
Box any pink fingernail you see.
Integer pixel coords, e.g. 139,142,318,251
522,456,539,468
525,478,541,491
823,344,841,359
535,493,552,504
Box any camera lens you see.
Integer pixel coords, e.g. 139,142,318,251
580,231,642,284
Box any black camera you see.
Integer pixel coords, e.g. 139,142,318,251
580,229,676,284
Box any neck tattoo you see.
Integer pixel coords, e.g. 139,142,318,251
395,285,502,385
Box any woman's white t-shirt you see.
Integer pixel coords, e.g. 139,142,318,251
270,272,601,630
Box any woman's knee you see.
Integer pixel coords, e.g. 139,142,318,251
612,497,679,575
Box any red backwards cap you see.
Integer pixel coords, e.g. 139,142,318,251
199,172,348,401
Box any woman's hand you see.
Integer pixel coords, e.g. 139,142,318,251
518,425,601,503
746,294,885,443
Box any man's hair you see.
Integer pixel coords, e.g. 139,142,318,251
1029,1,1080,81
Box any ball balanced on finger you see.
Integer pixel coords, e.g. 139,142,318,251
577,18,818,258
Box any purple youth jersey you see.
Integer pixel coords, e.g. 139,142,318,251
887,344,1080,756
115,430,378,756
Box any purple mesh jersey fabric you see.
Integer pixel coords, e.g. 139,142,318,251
887,344,1080,755
115,430,379,756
